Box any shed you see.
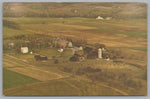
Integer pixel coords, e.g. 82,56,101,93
8,43,14,48
96,16,104,20
58,48,64,52
21,47,29,54
105,17,112,20
67,42,73,48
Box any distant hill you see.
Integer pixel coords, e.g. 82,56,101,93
3,2,147,19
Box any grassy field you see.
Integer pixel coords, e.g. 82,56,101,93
3,78,122,96
3,17,147,49
3,3,147,19
3,54,126,96
3,68,39,89
3,16,147,96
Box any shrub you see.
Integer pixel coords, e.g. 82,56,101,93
94,43,106,48
63,67,72,73
83,47,93,54
69,56,79,62
54,59,58,64
76,69,85,75
83,67,101,73
76,67,101,75
3,19,20,29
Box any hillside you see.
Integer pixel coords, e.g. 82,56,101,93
3,2,147,19
3,2,147,96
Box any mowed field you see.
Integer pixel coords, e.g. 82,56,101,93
3,54,126,96
3,17,147,96
3,17,147,48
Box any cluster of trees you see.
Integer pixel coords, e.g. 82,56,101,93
3,2,147,19
65,37,87,47
88,71,144,90
3,19,20,29
3,34,53,51
76,67,101,75
62,66,101,75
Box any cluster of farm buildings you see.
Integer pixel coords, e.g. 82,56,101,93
96,16,112,20
8,37,110,62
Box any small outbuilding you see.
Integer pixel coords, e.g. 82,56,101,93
8,43,14,48
58,48,64,52
67,42,73,48
96,16,104,20
105,17,112,20
21,47,29,54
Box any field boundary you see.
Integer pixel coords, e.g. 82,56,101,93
3,54,128,95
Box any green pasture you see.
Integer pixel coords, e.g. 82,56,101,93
3,68,39,90
2,17,147,96
3,17,147,38
3,78,121,96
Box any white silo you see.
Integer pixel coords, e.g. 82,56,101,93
98,48,102,58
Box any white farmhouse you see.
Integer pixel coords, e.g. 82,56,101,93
21,47,29,54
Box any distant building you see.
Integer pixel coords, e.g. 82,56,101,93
21,47,29,54
105,17,112,20
96,16,104,20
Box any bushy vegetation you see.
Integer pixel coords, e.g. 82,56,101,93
3,19,20,29
76,67,101,75
3,2,147,19
87,68,146,94
3,8,147,95
3,34,53,51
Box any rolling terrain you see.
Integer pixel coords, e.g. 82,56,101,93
3,2,147,96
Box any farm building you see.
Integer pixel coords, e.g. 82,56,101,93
87,50,98,59
70,54,85,62
58,48,64,52
96,16,104,20
83,47,93,54
8,42,14,48
34,55,48,61
67,42,73,48
105,17,112,20
52,37,73,48
21,47,29,54
83,47,103,59
98,48,102,58
71,46,83,55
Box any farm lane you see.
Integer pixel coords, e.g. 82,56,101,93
3,54,129,96
95,81,128,95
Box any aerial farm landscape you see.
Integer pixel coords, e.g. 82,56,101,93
3,2,147,96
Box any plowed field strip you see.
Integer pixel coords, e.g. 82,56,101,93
3,55,68,81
